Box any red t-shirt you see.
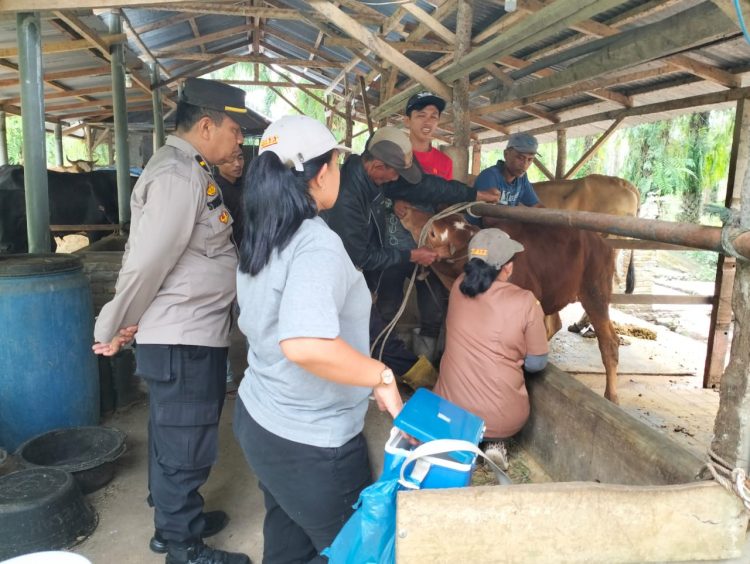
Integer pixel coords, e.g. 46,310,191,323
414,147,453,180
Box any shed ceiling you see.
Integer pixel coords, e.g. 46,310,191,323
0,0,747,146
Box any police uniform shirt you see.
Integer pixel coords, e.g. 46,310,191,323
94,135,238,347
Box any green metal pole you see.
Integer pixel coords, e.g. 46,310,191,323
150,63,164,151
107,11,131,227
17,12,50,253
0,111,8,166
54,122,63,167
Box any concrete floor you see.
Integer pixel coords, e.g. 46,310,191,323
5,309,748,564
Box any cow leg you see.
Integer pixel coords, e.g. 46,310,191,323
579,294,620,404
544,313,562,340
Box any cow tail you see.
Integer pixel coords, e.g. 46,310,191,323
625,249,635,294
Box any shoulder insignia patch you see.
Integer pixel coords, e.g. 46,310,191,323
219,210,230,224
207,183,217,197
195,155,211,172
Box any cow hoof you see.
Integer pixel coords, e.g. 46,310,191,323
604,391,619,404
567,322,583,333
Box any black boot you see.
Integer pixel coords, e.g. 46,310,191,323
165,541,250,564
150,511,229,554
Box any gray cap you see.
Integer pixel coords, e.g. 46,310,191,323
468,228,524,268
506,132,538,155
366,127,422,184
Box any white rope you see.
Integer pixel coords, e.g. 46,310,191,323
371,202,477,360
706,448,750,511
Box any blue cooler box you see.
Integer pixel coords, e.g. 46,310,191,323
384,388,485,489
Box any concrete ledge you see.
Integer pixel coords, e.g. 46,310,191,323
518,363,708,485
396,481,748,563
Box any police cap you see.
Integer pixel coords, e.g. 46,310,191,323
180,77,256,130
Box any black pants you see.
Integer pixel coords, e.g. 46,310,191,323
233,400,371,564
369,304,417,377
376,263,448,339
136,344,228,543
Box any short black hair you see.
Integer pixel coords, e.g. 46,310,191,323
174,102,227,132
459,258,501,297
238,149,334,276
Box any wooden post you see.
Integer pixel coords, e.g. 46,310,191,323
555,128,567,179
704,98,748,388
448,0,472,182
0,111,6,166
712,95,750,471
359,75,374,135
471,138,481,179
378,67,398,128
54,122,63,167
107,131,114,166
345,91,353,147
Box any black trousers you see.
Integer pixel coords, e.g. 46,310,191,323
233,400,371,564
376,262,448,339
136,344,228,543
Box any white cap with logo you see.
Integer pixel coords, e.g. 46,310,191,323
259,115,350,171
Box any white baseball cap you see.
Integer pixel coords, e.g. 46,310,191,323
258,115,350,171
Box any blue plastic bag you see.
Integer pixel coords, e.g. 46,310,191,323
322,455,404,564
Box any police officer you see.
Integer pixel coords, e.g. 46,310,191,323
93,78,251,564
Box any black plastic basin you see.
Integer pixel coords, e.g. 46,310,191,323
15,426,126,494
0,467,98,560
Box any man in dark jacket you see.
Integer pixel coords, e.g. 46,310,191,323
322,127,499,377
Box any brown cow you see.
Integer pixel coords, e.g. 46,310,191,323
399,207,621,403
534,175,640,333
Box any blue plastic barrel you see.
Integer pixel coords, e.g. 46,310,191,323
0,255,99,451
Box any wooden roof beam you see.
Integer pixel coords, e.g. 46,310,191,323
263,29,354,71
171,4,383,25
0,0,187,11
475,64,684,116
133,13,194,36
0,35,124,58
156,24,250,53
308,0,451,100
1,84,136,106
371,0,630,121
115,8,171,83
153,50,345,68
53,10,152,95
0,64,111,88
520,0,739,89
323,37,452,53
496,2,738,107
481,85,750,145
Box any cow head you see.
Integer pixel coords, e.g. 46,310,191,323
396,200,479,289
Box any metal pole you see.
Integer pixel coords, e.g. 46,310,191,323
54,122,63,167
17,12,50,253
470,203,750,260
0,111,8,166
107,11,131,226
150,63,165,151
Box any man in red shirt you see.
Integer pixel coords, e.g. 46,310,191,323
404,91,453,181
380,92,454,363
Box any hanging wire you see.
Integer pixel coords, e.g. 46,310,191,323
735,0,750,45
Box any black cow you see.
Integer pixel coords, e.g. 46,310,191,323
0,164,127,253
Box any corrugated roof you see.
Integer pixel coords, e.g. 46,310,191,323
0,0,746,148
